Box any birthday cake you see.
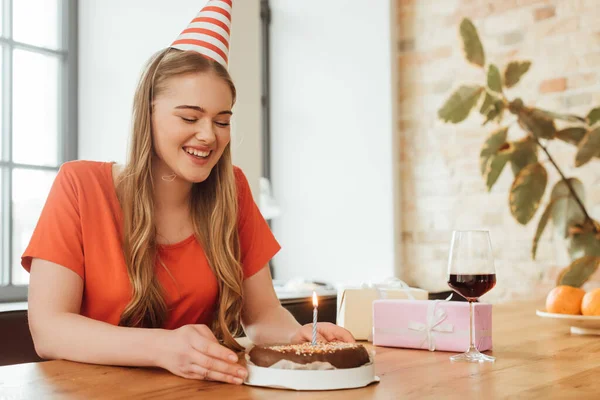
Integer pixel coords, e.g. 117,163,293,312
248,342,370,369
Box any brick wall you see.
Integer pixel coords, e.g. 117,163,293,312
396,0,600,302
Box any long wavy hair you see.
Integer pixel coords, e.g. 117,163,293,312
115,48,244,351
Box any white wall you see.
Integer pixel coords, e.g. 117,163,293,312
270,1,396,284
78,0,263,195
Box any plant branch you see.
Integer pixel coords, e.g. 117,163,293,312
483,86,501,98
499,86,596,230
532,136,596,231
483,87,511,109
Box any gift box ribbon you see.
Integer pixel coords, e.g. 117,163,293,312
407,298,454,351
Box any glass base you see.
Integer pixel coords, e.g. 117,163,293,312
450,348,495,363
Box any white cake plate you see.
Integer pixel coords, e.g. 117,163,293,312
243,362,380,391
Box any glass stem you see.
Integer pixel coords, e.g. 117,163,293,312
468,300,477,352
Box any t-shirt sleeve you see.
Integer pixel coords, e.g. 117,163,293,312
21,163,85,279
235,167,281,279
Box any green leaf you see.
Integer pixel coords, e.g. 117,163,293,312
587,107,600,127
459,18,485,68
568,231,600,261
509,162,548,225
557,256,600,288
550,178,586,238
483,100,505,125
438,85,484,123
532,199,557,260
509,137,538,176
480,93,494,115
480,127,509,175
575,126,600,167
536,109,586,124
487,65,502,93
504,61,531,88
556,127,587,146
484,151,510,191
518,108,557,139
480,128,511,191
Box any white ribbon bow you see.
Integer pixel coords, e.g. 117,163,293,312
407,295,454,351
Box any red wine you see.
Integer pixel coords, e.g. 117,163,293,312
448,274,496,300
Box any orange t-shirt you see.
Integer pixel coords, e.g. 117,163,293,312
21,161,281,329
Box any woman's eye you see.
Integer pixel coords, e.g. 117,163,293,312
215,122,231,127
181,117,197,123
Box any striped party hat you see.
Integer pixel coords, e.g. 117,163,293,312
170,0,233,68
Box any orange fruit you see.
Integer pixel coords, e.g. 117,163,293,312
545,285,586,315
581,288,600,316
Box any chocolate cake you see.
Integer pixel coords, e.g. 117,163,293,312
248,342,370,369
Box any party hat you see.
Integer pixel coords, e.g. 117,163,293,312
170,0,233,68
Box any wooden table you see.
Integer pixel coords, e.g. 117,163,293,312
1,301,599,399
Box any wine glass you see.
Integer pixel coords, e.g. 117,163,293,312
447,230,496,363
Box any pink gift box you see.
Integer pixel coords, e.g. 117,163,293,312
372,299,492,352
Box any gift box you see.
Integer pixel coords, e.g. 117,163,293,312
372,299,492,352
336,280,428,341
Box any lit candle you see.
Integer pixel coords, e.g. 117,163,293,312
312,291,318,346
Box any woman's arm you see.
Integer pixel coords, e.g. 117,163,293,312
28,259,163,366
240,266,301,344
28,259,246,384
241,266,354,344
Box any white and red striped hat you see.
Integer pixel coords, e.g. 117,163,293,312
170,0,233,68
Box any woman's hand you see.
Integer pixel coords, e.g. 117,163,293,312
289,322,355,344
154,324,247,384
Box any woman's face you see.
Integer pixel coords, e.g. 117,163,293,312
152,71,233,183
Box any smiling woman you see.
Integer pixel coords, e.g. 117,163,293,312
16,0,355,387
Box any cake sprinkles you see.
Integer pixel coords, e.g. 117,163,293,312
268,342,363,354
248,341,371,369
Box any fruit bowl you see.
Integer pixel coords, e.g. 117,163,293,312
536,310,600,335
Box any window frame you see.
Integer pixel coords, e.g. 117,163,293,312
260,0,277,279
260,0,271,182
0,0,78,302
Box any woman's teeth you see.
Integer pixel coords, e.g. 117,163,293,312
184,147,210,158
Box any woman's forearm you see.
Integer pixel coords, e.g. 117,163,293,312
242,305,301,345
32,312,164,367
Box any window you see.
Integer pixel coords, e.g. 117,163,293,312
0,0,77,302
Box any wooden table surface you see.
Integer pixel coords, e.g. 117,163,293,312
1,301,599,399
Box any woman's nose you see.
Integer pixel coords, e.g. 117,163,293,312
194,119,216,144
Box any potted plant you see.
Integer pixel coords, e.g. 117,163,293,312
437,18,600,288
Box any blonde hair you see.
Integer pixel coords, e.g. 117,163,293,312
116,48,244,351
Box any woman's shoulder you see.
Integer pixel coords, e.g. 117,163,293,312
232,165,250,190
59,160,112,175
232,165,245,180
57,160,115,190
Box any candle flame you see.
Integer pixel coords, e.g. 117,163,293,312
312,291,318,307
